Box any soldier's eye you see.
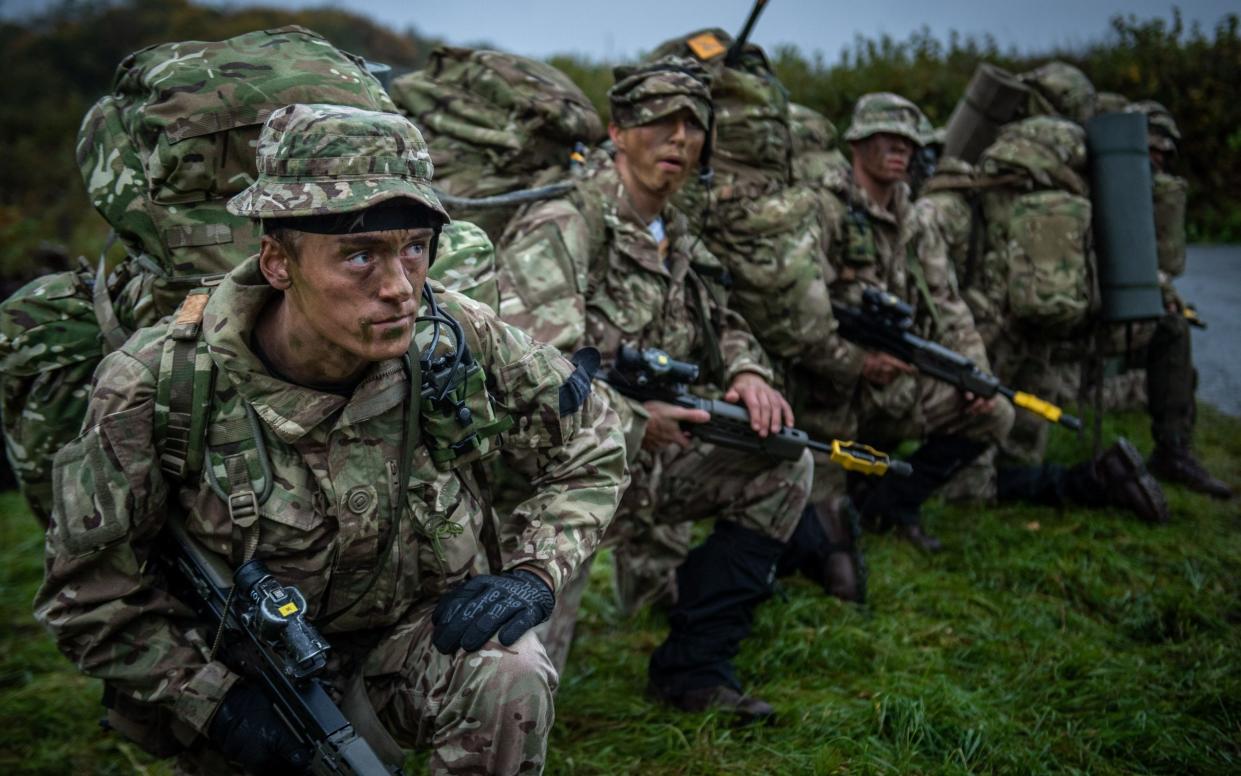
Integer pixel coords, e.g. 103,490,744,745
400,241,427,260
346,252,371,267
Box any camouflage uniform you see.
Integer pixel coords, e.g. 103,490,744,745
1,28,404,525
497,59,811,703
35,104,629,775
810,94,1012,545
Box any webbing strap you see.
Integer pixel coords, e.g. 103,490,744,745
685,270,726,386
157,290,215,480
93,235,130,352
962,194,986,290
906,242,945,336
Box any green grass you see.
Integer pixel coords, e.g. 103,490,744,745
2,407,1238,774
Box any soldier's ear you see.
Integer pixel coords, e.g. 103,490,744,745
608,122,628,153
259,234,293,290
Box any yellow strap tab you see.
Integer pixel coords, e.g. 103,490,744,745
687,32,727,60
829,439,890,476
278,602,300,617
1012,391,1063,423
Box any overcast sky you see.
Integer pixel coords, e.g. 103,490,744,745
4,1,1235,62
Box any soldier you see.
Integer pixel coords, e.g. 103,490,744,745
1010,68,1229,500
812,93,1013,552
914,127,1169,523
34,104,629,775
1122,100,1232,498
497,57,812,720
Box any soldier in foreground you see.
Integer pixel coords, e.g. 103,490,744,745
497,58,811,720
35,104,628,774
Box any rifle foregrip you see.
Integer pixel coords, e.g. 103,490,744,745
1012,391,1077,429
828,440,910,477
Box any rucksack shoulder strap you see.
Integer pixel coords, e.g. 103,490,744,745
155,288,216,482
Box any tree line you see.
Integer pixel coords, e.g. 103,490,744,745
2,1,1236,287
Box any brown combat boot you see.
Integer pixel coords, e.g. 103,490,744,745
1148,445,1234,500
648,683,776,725
1094,438,1171,523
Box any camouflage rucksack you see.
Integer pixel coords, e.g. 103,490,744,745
1151,172,1188,277
788,102,850,191
0,27,400,524
651,28,794,201
388,47,604,241
978,117,1096,334
78,25,398,321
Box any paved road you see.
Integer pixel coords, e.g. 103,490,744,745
1175,245,1240,417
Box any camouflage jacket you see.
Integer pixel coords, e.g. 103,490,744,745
813,176,991,414
495,161,772,444
34,256,627,734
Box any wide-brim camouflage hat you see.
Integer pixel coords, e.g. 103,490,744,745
227,103,448,221
844,92,926,146
608,56,713,130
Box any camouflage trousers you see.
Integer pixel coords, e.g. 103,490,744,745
537,440,811,674
178,601,556,775
853,369,1015,503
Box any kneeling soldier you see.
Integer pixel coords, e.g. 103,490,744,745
497,58,812,721
35,104,627,775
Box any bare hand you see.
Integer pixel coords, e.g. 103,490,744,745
724,372,794,438
861,351,916,386
641,401,710,451
961,391,997,416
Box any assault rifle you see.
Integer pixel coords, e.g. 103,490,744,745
724,0,769,67
603,345,911,477
832,288,1083,431
162,515,400,775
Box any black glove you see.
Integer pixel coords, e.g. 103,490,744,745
207,681,311,774
432,570,555,654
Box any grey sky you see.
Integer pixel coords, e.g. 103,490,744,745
3,1,1235,62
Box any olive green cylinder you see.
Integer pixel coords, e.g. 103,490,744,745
943,64,1030,163
1087,112,1165,322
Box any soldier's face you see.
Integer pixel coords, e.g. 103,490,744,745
267,227,433,367
610,109,706,198
854,133,915,184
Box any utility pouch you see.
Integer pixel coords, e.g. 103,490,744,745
420,355,511,472
845,208,878,266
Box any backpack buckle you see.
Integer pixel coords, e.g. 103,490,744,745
228,490,260,528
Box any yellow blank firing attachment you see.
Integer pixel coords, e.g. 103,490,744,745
829,440,913,477
1012,392,1082,431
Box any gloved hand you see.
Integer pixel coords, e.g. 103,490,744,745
432,570,555,654
207,681,311,774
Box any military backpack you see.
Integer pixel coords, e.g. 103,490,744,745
388,47,604,241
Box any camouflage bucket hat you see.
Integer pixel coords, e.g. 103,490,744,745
228,103,448,221
608,56,713,130
844,92,926,146
1127,100,1181,152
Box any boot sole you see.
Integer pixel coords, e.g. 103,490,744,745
1113,438,1170,523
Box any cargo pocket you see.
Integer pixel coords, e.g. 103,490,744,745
52,404,156,558
495,345,580,449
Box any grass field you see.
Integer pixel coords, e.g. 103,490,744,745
2,407,1238,774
